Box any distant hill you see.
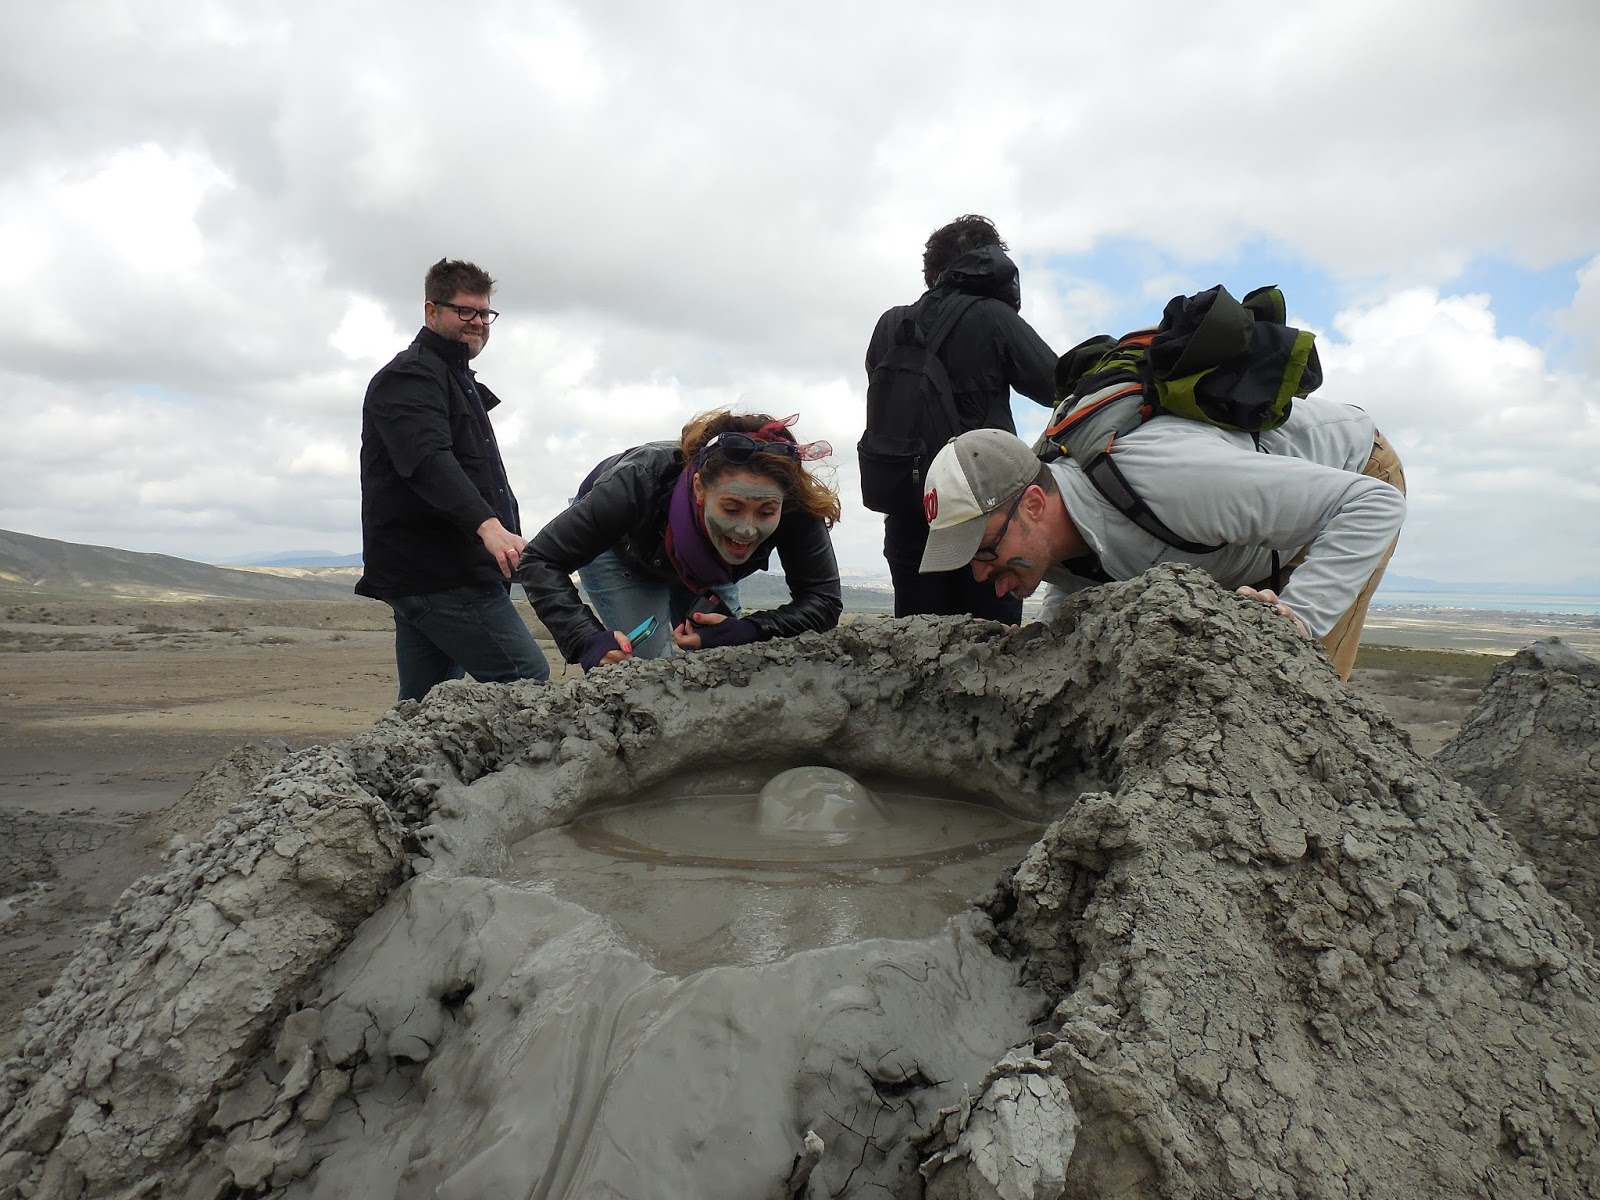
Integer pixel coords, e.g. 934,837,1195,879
728,571,895,615
0,529,359,603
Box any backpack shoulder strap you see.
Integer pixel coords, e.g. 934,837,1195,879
920,291,982,358
1082,451,1224,555
891,290,981,356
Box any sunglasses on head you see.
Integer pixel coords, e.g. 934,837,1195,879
700,430,834,466
701,432,799,464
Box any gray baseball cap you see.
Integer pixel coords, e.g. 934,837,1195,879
917,429,1041,573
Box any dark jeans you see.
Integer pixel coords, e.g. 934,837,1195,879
386,582,550,702
576,547,741,662
883,513,1023,623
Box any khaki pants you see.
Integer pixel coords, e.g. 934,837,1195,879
1268,432,1406,681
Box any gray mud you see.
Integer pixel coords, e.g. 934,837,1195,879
503,769,1041,974
2,564,1598,1199
1438,637,1600,934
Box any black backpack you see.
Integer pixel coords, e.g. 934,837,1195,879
1035,284,1322,554
858,291,982,515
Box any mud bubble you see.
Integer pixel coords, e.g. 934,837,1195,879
505,763,1041,974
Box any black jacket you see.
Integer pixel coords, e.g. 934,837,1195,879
356,328,520,599
865,245,1057,434
518,442,843,663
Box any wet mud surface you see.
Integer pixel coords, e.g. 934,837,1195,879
3,572,1598,1199
505,769,1042,974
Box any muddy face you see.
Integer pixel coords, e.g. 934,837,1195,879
693,469,784,565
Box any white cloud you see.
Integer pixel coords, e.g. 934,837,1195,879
330,297,406,364
1556,254,1600,374
0,0,1597,587
1320,289,1599,584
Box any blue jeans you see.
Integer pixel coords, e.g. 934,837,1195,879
578,549,741,661
386,582,550,701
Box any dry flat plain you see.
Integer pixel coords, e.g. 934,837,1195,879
1,596,1597,1060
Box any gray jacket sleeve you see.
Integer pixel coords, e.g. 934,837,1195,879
1061,417,1405,638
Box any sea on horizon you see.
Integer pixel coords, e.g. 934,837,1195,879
1372,590,1600,617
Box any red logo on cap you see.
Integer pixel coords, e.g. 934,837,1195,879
923,489,938,522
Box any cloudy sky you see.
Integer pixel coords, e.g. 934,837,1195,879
2,0,1597,590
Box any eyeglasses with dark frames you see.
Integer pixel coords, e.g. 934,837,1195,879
971,492,1025,564
434,302,500,324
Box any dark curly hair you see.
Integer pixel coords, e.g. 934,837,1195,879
922,214,1007,289
679,409,841,528
425,258,496,303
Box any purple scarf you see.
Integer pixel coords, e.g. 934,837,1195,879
664,469,736,594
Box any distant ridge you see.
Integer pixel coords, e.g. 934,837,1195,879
0,529,358,603
732,572,897,615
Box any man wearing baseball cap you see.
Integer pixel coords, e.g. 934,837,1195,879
918,397,1406,680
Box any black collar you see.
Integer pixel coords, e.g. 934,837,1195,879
416,326,473,368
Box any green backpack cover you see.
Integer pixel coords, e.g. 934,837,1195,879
1034,284,1322,553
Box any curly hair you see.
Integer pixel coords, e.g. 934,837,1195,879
425,258,496,303
679,409,841,528
922,214,1007,289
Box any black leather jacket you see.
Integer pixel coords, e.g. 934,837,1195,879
518,442,843,663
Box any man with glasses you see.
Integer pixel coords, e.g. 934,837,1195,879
916,415,1406,681
356,258,550,700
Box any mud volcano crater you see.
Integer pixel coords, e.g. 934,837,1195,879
3,565,1598,1200
506,763,1042,974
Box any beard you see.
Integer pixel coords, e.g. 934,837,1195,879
990,554,1047,599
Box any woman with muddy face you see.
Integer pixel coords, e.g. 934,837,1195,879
517,410,844,672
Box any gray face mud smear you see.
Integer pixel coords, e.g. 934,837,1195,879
5,565,1600,1200
505,764,1041,974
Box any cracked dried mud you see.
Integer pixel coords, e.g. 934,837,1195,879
3,575,1597,1199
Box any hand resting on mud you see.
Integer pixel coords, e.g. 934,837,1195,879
579,629,635,671
1234,586,1311,638
673,611,760,650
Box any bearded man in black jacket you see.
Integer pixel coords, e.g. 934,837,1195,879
865,215,1058,622
356,258,550,700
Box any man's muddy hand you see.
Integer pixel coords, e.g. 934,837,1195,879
1235,586,1311,638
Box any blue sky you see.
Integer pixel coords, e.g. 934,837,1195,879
1030,241,1584,355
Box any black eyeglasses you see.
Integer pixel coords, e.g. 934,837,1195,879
971,492,1024,564
700,432,800,465
434,302,499,324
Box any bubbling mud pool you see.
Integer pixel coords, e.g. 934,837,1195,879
502,764,1042,976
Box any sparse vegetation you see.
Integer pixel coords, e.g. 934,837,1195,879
1355,644,1506,681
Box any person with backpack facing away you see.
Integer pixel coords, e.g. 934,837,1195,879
915,396,1406,682
517,409,843,672
862,214,1057,622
